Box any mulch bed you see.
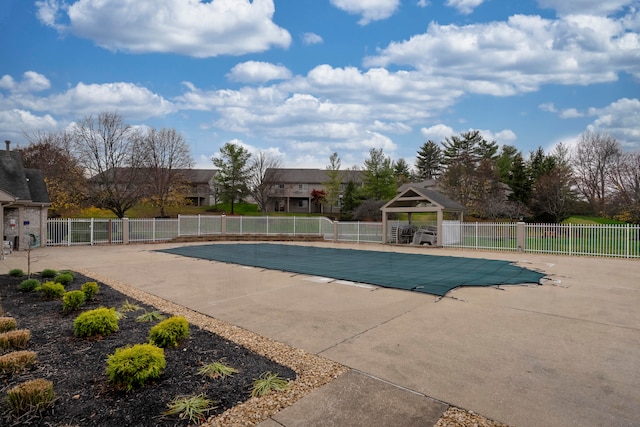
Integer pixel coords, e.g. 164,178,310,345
0,272,296,426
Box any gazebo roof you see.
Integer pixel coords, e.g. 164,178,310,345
381,186,465,213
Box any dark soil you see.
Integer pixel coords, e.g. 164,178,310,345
0,272,295,426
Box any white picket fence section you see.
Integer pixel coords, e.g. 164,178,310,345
45,216,640,258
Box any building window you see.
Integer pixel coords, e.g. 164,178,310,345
298,200,308,208
298,184,307,191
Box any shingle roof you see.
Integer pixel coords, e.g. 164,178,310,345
0,151,32,200
270,168,364,184
0,149,50,204
24,169,51,204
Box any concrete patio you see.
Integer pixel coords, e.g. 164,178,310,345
1,242,639,426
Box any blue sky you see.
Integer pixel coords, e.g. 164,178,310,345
1,0,639,169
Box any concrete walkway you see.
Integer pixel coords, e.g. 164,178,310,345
2,242,639,426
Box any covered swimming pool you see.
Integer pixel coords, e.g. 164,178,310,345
158,243,546,297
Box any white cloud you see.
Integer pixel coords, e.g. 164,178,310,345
445,0,484,15
536,0,635,16
539,102,557,113
420,124,456,141
227,61,292,84
417,0,430,7
330,0,400,25
364,13,640,95
0,71,51,93
302,32,323,45
0,109,58,143
587,98,640,150
36,0,291,57
559,108,583,118
0,74,175,121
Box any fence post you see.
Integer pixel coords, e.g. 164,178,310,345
122,218,129,245
333,221,338,243
108,219,113,244
90,218,94,246
198,214,201,236
293,216,296,236
67,218,72,246
516,222,525,252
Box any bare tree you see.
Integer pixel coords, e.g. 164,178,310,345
530,166,577,223
572,131,621,214
142,128,193,217
324,152,342,214
248,150,282,213
71,112,147,218
608,151,640,222
22,130,88,216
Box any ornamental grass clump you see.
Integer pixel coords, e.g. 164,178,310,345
197,360,238,380
18,278,40,292
0,329,31,350
62,290,86,314
136,310,166,323
148,316,190,348
106,343,166,391
38,281,65,299
251,372,290,397
0,350,37,374
73,307,119,338
0,316,17,333
81,281,99,301
163,393,216,424
120,299,142,312
5,378,55,415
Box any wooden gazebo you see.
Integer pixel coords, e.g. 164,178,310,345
380,186,465,245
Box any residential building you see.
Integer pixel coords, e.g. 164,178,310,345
1,141,51,251
268,168,363,214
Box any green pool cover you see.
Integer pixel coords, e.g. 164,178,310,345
158,243,546,297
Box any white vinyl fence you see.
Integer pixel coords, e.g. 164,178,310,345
45,216,640,258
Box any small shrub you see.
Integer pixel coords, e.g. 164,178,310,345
120,299,142,312
0,316,17,333
198,360,238,379
106,343,166,391
39,281,66,299
54,272,74,286
136,310,166,323
0,350,37,374
40,269,57,279
8,269,24,278
162,393,216,424
5,378,55,415
62,291,86,314
251,372,290,397
148,316,190,348
18,278,40,292
81,281,99,301
74,307,119,338
0,329,31,350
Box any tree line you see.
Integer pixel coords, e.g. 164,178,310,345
317,129,639,223
19,111,640,223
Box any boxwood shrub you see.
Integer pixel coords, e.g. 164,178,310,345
106,343,166,391
148,316,190,348
74,307,119,338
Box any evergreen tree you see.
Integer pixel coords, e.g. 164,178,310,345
212,142,252,215
361,148,397,201
415,140,442,180
393,158,412,186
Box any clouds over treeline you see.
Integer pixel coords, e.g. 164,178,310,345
2,0,638,166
